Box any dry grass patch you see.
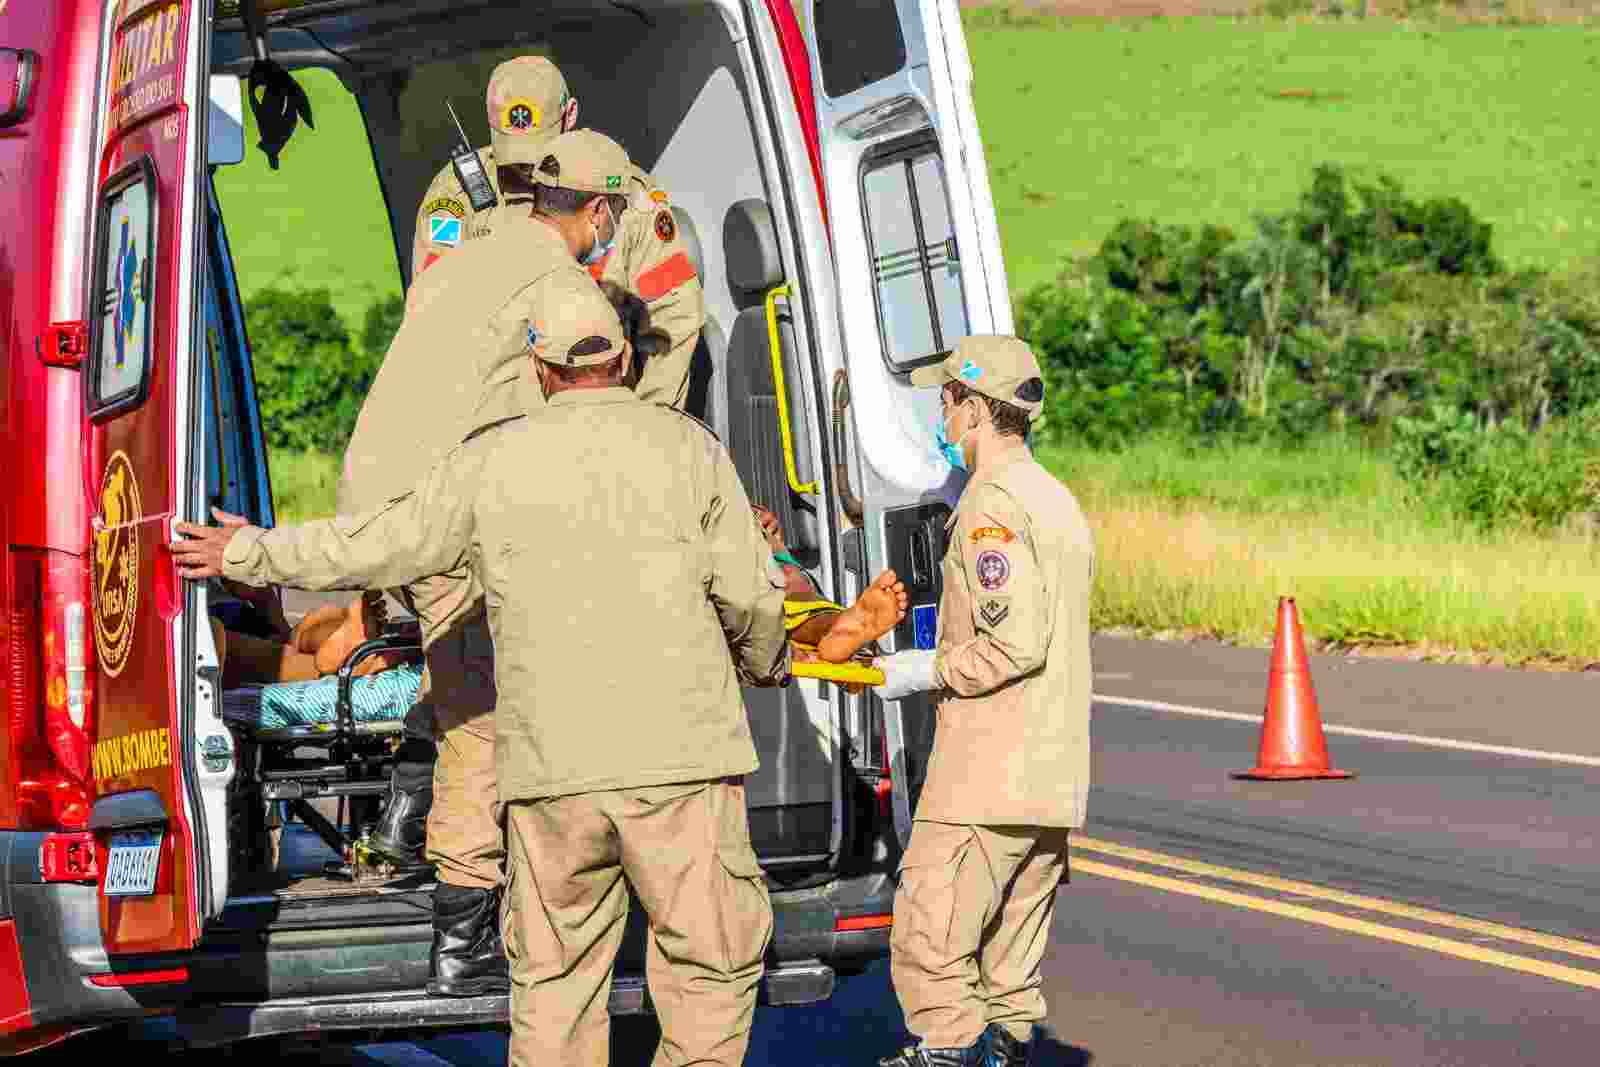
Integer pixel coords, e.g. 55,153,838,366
1082,494,1600,667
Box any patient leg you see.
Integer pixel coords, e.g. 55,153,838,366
290,602,348,654
312,591,398,677
787,569,908,663
817,569,907,662
219,627,322,689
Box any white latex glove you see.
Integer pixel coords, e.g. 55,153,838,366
875,649,940,701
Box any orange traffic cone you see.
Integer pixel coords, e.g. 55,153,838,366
1232,597,1354,781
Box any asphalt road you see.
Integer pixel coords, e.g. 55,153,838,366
41,637,1600,1065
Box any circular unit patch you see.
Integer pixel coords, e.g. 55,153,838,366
974,549,1010,591
654,210,676,243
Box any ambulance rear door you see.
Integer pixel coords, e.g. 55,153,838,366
797,0,1010,844
84,0,230,957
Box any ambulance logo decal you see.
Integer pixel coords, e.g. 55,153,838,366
93,451,142,678
113,216,144,369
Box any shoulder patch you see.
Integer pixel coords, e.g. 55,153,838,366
424,196,465,219
637,251,696,302
970,524,1014,544
654,209,676,243
657,403,720,442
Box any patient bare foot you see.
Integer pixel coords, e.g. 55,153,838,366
313,591,394,677
818,569,908,663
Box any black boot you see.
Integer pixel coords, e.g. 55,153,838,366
982,1024,1032,1067
368,745,434,865
426,883,509,997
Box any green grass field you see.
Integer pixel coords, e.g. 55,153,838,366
969,13,1600,295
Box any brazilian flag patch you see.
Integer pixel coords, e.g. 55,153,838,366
606,175,622,189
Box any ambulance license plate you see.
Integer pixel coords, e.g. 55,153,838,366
104,829,163,897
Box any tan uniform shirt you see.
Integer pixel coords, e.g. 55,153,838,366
338,212,600,722
919,446,1096,828
412,147,705,407
232,388,791,802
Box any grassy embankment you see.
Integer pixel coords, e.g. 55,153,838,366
1045,436,1600,666
250,15,1600,665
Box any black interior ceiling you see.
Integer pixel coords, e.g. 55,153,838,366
210,0,671,76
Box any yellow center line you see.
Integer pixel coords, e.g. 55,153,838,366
1073,835,1600,963
1074,859,1600,992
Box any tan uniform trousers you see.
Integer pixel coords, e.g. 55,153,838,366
891,821,1069,1048
502,778,773,1067
401,573,501,892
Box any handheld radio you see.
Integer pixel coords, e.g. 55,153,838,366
446,99,497,212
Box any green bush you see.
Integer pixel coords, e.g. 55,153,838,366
361,294,405,361
246,287,380,453
1018,272,1198,449
1395,405,1600,529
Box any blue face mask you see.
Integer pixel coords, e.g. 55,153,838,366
579,200,617,267
935,408,971,472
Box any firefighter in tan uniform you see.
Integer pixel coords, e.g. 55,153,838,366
172,279,788,1067
339,129,642,997
871,336,1096,1067
411,54,705,406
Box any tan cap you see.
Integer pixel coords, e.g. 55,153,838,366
528,274,629,368
521,128,631,195
908,335,1046,421
486,56,569,158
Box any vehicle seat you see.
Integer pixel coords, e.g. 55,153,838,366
721,198,818,565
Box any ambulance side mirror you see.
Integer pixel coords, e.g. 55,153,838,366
0,48,38,129
207,75,246,167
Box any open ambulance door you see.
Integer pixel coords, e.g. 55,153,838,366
797,0,1011,846
84,0,231,958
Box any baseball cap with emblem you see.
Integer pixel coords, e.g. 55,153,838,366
527,274,630,368
908,335,1047,421
517,128,631,194
487,55,569,158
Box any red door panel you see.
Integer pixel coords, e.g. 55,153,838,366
86,0,204,956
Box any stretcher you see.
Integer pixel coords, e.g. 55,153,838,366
789,659,885,687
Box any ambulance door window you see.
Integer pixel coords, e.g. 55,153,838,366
861,139,969,370
813,0,907,98
89,163,158,416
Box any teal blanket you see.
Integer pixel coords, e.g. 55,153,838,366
223,662,422,732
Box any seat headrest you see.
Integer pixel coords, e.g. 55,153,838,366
723,198,784,294
671,206,703,283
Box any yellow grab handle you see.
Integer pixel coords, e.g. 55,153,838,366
764,284,819,496
790,660,885,686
